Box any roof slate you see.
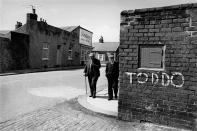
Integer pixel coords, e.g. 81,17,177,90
0,33,9,38
61,26,79,32
92,42,119,52
0,30,10,34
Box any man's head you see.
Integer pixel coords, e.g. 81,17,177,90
108,54,114,62
89,53,94,59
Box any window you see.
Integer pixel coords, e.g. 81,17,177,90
42,43,49,60
139,45,165,70
68,50,72,60
98,54,104,61
81,49,85,61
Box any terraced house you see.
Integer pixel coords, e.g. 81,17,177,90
0,8,93,72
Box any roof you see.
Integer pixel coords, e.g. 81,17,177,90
92,42,119,52
61,26,79,32
61,26,93,33
14,24,28,35
0,24,28,36
0,33,9,38
0,30,10,38
0,30,10,34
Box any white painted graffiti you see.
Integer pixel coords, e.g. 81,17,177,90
126,72,184,88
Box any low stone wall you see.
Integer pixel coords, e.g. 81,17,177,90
0,32,29,73
0,37,12,72
10,31,29,70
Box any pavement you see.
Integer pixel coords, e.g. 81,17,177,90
78,88,118,117
77,89,191,131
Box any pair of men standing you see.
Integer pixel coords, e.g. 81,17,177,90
84,53,119,100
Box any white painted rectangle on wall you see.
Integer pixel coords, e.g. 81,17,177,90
79,28,92,46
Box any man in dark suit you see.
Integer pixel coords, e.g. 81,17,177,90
84,53,101,98
106,54,119,100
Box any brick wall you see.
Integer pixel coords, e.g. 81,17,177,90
119,3,197,130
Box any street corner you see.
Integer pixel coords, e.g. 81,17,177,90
77,90,118,117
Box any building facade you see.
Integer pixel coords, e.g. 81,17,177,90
0,9,83,72
92,36,119,64
0,9,94,72
119,3,197,130
62,26,93,65
16,11,81,69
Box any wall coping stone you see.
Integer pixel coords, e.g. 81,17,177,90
121,3,197,15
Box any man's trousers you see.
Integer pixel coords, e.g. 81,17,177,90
107,77,118,99
88,75,99,97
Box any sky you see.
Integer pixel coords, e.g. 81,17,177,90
1,0,197,42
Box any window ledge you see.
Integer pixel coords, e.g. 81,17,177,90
42,58,49,60
137,68,165,71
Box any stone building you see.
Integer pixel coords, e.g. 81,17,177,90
92,36,119,64
16,10,80,69
0,9,82,72
62,26,93,65
119,3,197,130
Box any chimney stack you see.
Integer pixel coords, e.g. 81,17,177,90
15,21,22,29
26,6,37,22
99,36,104,43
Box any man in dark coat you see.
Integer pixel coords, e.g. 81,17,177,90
106,54,119,100
84,53,101,98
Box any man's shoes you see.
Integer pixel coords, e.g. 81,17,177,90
89,95,92,97
93,95,96,98
108,98,113,101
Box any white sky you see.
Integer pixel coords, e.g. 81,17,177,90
1,0,197,42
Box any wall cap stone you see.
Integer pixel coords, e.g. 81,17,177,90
121,3,197,15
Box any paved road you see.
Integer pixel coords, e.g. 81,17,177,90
0,98,188,131
0,67,107,122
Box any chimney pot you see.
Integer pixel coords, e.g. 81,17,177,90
99,36,104,43
15,21,22,29
33,8,36,14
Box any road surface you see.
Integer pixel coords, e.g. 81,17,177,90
0,67,107,122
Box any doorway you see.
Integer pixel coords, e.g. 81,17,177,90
56,45,62,66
